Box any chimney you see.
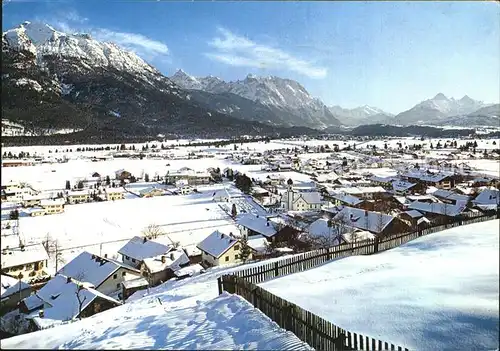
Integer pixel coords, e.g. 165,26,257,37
67,276,72,284
39,310,44,318
170,253,174,261
91,254,95,260
20,244,25,251
104,253,108,258
266,221,270,227
161,255,166,263
143,237,147,243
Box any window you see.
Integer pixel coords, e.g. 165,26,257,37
125,256,129,260
113,274,118,279
235,255,239,260
132,258,136,263
116,283,120,289
122,272,126,277
225,256,229,262
234,245,240,251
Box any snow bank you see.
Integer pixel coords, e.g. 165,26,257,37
1,255,308,350
261,220,500,351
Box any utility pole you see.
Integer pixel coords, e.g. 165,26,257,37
55,242,59,273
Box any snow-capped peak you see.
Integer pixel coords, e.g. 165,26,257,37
433,93,448,100
3,21,163,78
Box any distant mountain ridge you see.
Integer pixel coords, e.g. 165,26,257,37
170,69,341,128
1,21,312,139
328,105,394,126
392,93,492,126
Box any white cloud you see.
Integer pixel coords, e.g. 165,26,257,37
205,27,327,79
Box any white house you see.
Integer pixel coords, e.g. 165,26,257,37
117,236,172,269
1,243,50,283
236,213,277,240
281,188,323,212
57,251,142,297
197,230,251,267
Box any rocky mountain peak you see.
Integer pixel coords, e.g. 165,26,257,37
433,93,448,100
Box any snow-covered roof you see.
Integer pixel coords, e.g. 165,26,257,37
391,180,417,192
1,243,49,268
40,198,65,206
433,189,470,203
403,170,453,183
472,189,499,206
247,235,268,253
236,214,277,238
342,230,376,243
24,275,121,330
57,251,138,288
67,190,90,197
1,275,31,299
118,236,171,261
404,210,424,219
143,249,190,274
330,193,363,206
196,230,239,258
407,201,466,217
106,188,126,194
174,264,205,278
333,207,396,234
294,191,322,204
122,277,149,290
307,218,345,241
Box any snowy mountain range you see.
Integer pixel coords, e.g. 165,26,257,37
2,22,300,139
2,21,498,140
328,105,394,126
170,70,341,128
392,93,492,126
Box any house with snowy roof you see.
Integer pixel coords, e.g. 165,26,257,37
1,243,50,284
19,274,121,332
281,188,323,212
197,230,253,267
432,189,471,206
407,201,467,221
57,251,142,297
390,180,418,195
471,189,500,212
403,170,455,190
305,218,346,247
332,207,410,237
141,248,190,286
117,236,172,269
66,190,90,204
236,213,277,240
1,274,32,311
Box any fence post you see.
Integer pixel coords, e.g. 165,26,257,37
274,261,279,277
217,276,223,295
374,237,379,254
327,247,331,260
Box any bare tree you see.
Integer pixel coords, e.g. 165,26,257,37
142,224,163,240
75,283,88,320
374,212,386,236
43,233,65,272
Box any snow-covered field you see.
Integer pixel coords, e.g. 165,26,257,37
18,184,242,273
261,220,500,351
1,256,311,350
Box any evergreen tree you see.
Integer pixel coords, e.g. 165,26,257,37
77,181,84,189
105,175,111,186
144,173,150,182
231,203,237,218
65,180,71,190
238,236,252,263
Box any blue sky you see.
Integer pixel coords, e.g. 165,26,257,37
3,0,499,113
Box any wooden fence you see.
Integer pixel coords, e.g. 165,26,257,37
217,213,498,350
222,213,498,286
219,274,409,351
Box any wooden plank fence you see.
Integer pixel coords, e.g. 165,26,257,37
219,275,409,351
216,213,498,350
225,213,497,286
